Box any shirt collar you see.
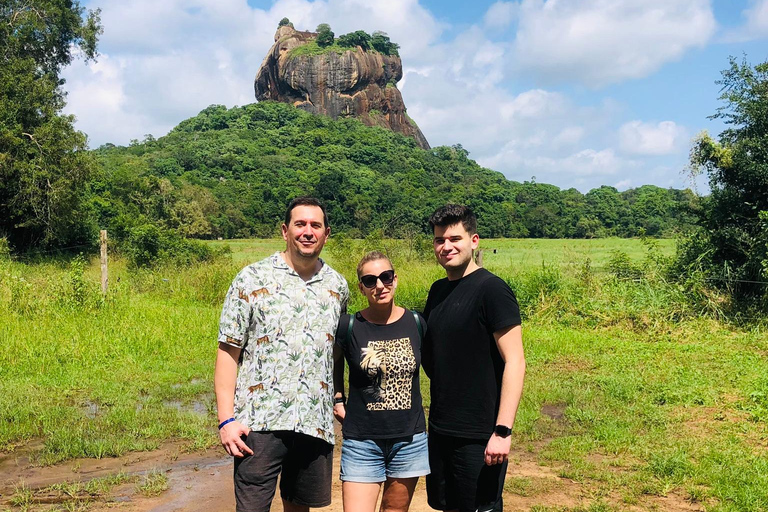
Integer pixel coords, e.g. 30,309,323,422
271,252,327,283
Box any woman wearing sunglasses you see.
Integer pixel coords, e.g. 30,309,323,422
333,251,429,512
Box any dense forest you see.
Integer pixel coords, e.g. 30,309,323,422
91,101,697,242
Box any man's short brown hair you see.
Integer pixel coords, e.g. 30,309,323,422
284,197,329,227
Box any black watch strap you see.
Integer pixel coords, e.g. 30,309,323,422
494,424,512,437
333,396,346,405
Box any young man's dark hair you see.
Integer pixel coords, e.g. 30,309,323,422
428,203,477,234
284,196,329,228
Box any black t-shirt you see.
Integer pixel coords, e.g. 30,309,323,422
335,309,427,439
423,268,521,439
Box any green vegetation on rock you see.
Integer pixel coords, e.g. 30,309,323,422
287,39,351,59
286,25,400,58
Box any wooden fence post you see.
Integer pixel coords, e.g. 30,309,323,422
100,230,108,295
475,249,483,267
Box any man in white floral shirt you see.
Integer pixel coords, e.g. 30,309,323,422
215,197,349,512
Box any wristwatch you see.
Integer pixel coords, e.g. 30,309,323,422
333,395,346,405
494,424,512,438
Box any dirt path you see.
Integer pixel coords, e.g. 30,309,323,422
0,444,569,512
0,433,704,512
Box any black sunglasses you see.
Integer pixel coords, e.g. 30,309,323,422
360,270,395,289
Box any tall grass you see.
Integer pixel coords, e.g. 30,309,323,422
2,238,767,510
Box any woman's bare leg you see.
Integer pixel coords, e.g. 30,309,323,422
342,481,382,512
379,477,418,512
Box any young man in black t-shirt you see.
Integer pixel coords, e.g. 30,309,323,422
423,204,526,512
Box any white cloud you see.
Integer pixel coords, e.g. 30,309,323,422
512,0,716,86
618,120,688,156
63,55,162,145
722,0,768,42
478,146,640,190
553,148,628,176
551,126,585,149
614,179,632,190
743,0,768,37
484,1,519,29
499,89,568,120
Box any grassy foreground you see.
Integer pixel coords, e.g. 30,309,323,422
2,238,767,511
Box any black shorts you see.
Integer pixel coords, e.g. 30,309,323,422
233,431,333,512
426,431,507,512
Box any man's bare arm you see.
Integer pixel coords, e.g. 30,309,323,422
484,324,525,465
214,343,253,457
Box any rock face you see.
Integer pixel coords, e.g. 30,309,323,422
255,26,430,149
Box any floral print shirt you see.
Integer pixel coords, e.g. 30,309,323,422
218,252,349,444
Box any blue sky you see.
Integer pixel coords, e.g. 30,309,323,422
63,0,768,192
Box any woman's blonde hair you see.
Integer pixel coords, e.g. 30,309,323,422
356,251,393,279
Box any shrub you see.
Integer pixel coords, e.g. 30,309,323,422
607,251,643,280
60,254,102,309
121,223,223,268
6,272,37,315
124,224,163,268
0,237,10,260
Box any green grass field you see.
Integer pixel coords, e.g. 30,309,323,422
2,238,767,511
213,237,677,272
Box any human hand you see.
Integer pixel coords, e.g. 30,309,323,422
333,403,346,423
219,421,253,457
484,433,511,466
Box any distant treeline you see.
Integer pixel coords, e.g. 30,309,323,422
90,101,696,243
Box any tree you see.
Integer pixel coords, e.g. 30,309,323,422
371,31,399,56
278,17,293,28
0,0,102,251
337,30,371,50
685,56,768,299
620,185,673,236
316,23,334,47
585,186,626,235
93,101,695,243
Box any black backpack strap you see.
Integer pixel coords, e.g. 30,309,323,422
346,314,354,341
412,310,424,340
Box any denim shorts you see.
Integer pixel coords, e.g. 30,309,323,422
340,431,430,483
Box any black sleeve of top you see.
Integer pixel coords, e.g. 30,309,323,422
334,313,351,350
481,276,522,333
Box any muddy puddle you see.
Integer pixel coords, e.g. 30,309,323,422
0,445,570,512
0,414,704,512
